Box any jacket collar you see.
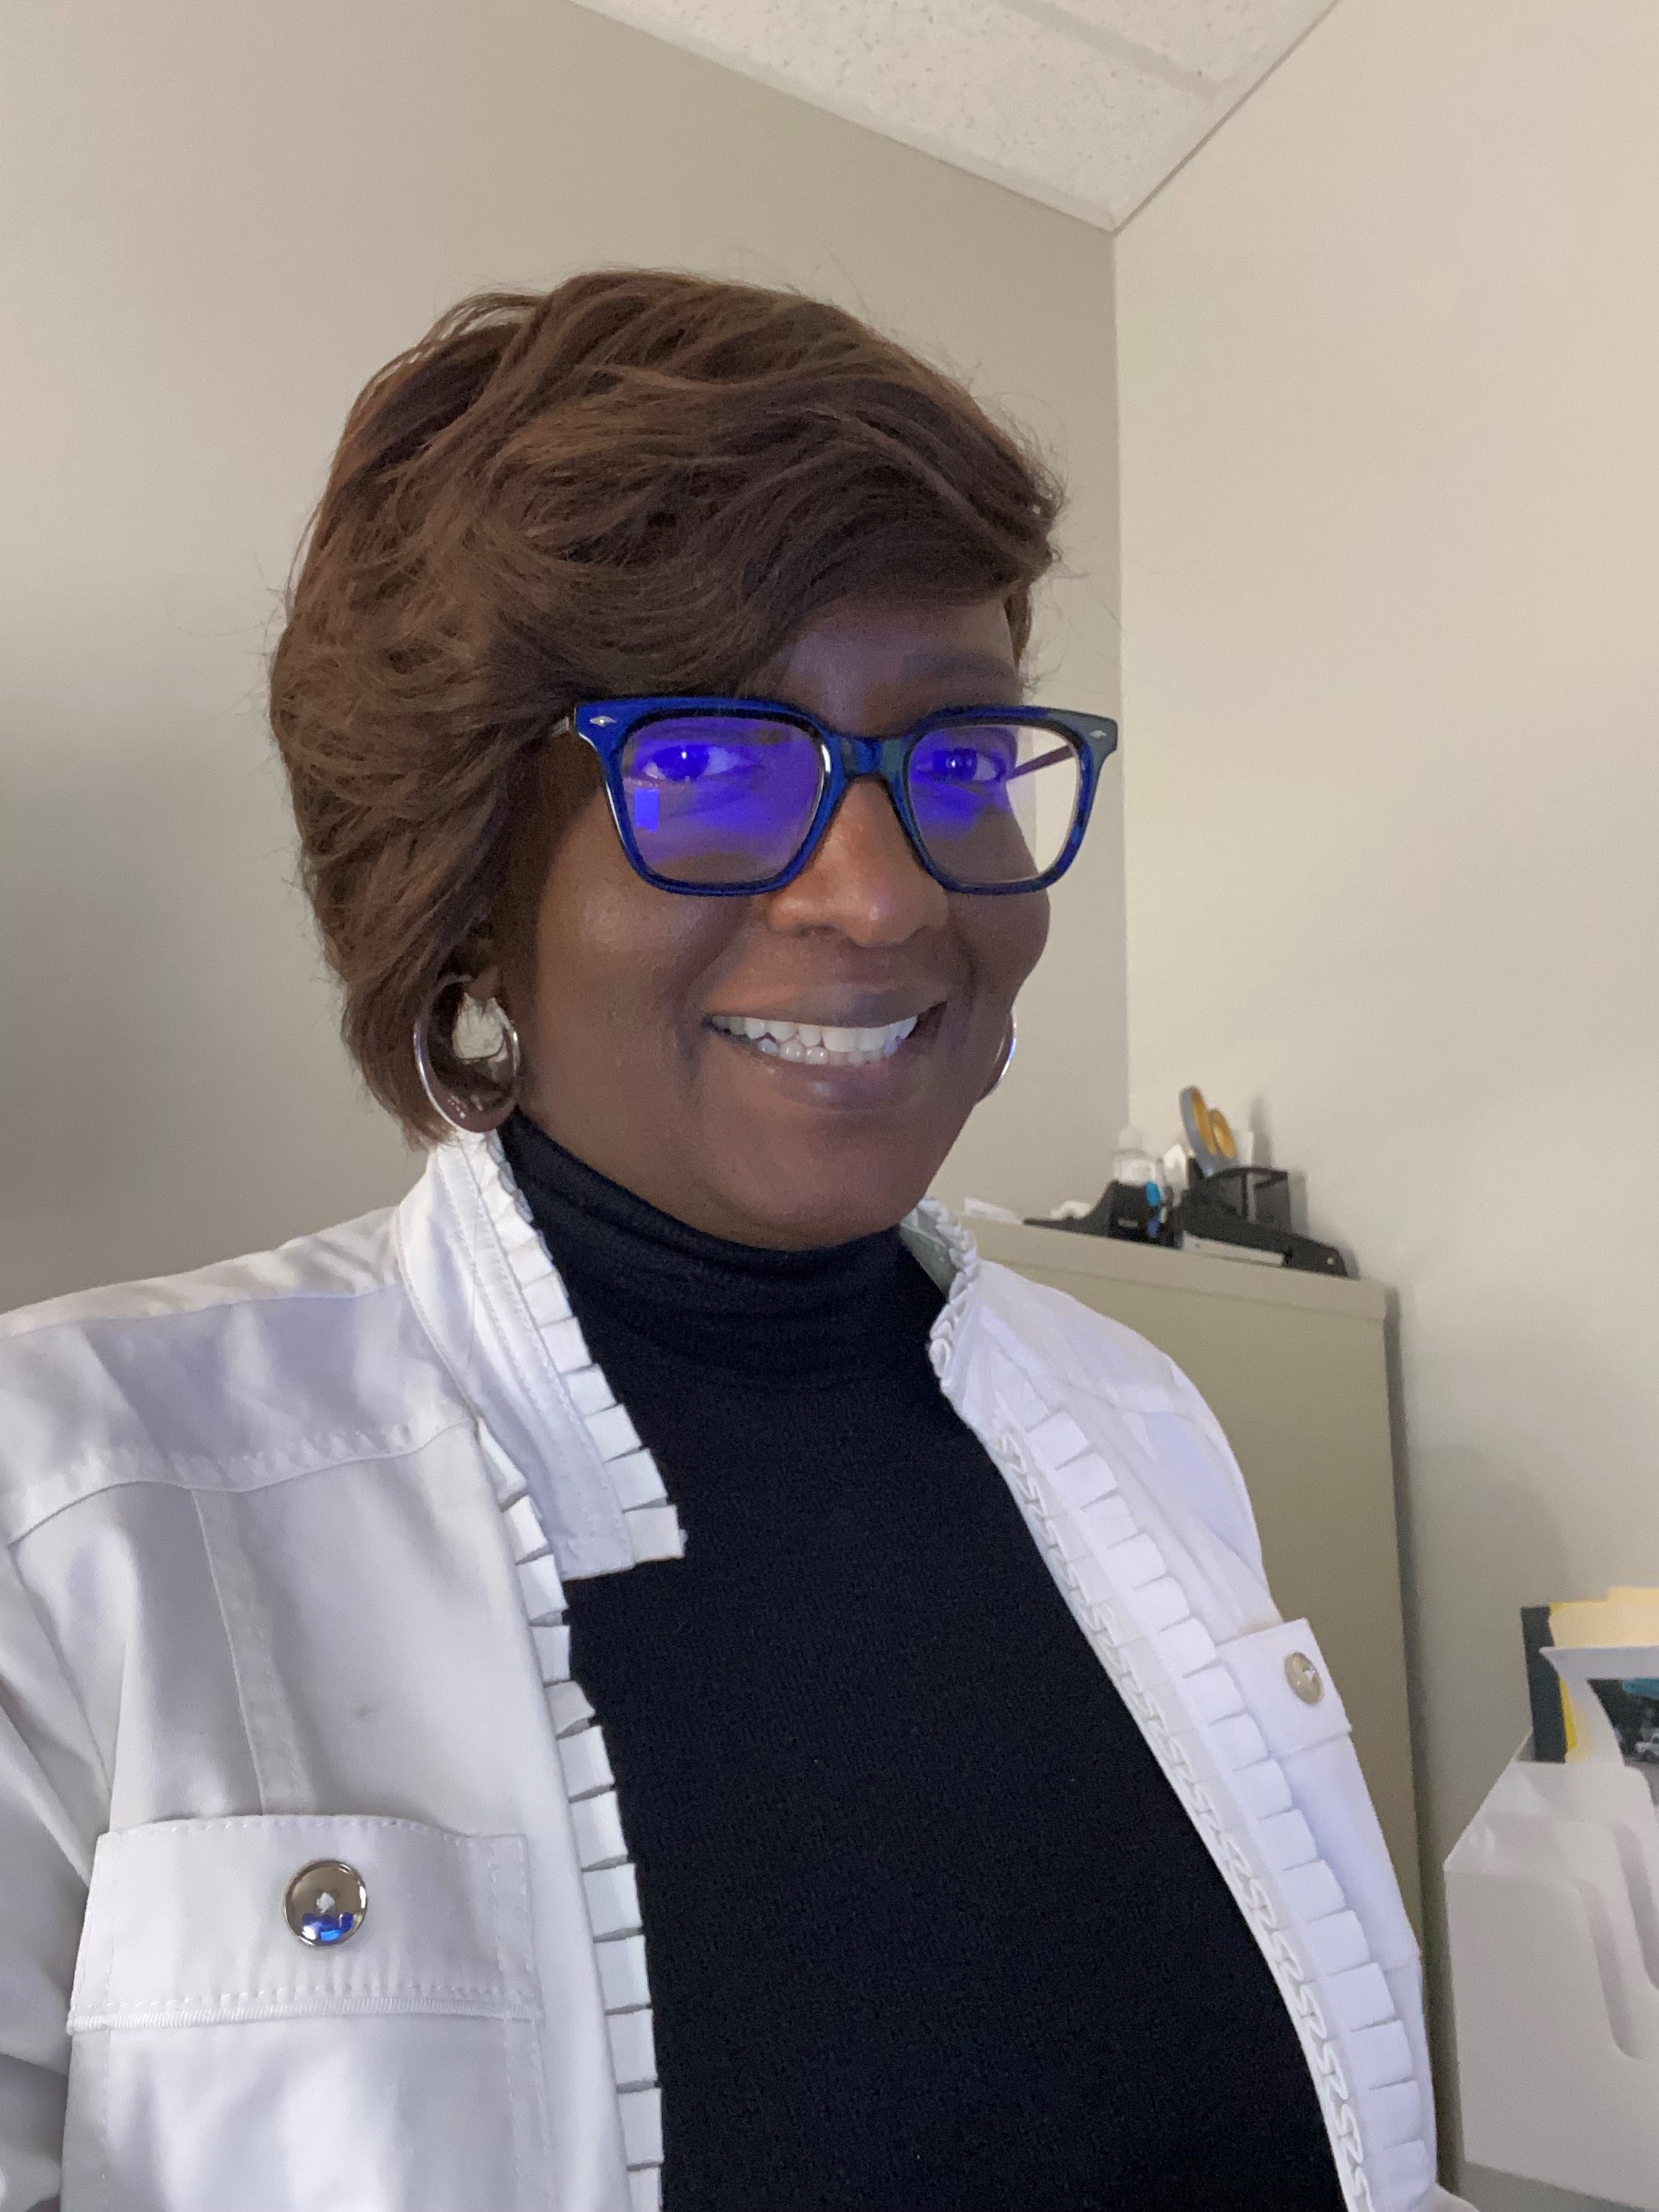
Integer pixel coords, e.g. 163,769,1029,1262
393,1133,633,1578
392,1133,984,1582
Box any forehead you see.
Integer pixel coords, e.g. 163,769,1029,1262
757,596,1021,727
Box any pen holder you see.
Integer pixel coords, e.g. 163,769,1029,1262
1193,1165,1292,1231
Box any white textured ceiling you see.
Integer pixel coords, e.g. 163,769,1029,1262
566,0,1340,231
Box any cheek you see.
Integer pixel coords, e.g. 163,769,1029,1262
963,889,1050,1002
524,797,737,1043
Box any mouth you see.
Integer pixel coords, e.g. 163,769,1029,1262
706,1009,930,1067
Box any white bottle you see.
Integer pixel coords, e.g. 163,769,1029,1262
1110,1127,1163,1196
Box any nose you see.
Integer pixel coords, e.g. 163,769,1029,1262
765,778,948,944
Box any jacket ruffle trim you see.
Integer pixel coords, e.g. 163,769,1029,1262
473,1133,671,2212
475,1133,685,1572
479,1428,663,2212
934,1223,1432,2212
903,1196,981,1374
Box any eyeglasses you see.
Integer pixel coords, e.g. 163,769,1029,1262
565,696,1118,896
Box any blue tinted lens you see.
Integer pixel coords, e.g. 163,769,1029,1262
907,720,1081,885
620,714,825,885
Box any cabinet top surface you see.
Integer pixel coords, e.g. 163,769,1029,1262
966,1218,1389,1322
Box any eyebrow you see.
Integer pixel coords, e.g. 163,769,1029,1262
898,648,1028,697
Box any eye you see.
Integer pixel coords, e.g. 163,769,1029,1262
630,741,757,784
915,743,1011,787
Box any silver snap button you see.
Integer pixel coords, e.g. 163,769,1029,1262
285,1860,367,1946
1284,1652,1324,1705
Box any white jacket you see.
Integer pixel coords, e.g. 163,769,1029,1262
0,1133,1464,2212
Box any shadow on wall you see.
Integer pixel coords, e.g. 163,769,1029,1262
1413,1445,1573,1832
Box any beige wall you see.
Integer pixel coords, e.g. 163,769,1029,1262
1117,0,1659,2136
0,0,1120,1312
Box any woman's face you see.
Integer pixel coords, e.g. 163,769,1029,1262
501,595,1049,1248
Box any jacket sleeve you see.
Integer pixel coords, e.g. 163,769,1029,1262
0,1537,105,2212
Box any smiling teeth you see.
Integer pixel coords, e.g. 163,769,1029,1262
709,1013,920,1065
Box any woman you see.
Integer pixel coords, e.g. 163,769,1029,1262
0,271,1458,2211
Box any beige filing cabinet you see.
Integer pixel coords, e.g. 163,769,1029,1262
969,1218,1422,1933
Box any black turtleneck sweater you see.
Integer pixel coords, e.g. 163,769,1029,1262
501,1114,1342,2212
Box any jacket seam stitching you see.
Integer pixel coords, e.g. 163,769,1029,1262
0,1273,403,1350
190,1490,272,1816
75,1980,530,2010
1,1413,478,1544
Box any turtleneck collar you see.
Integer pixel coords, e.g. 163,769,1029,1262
498,1111,943,1388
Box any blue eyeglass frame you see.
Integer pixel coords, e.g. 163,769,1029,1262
563,696,1119,897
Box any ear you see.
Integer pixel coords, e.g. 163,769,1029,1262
466,963,503,1005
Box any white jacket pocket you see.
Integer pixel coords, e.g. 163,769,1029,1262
64,1814,549,2212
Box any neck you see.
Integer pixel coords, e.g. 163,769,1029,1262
498,1112,943,1385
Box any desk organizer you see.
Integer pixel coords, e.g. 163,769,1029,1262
1446,1750,1659,2208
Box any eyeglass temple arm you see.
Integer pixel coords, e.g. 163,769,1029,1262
1004,743,1082,782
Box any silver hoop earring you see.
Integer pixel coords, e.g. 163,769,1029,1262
981,1017,1017,1099
413,975,521,1135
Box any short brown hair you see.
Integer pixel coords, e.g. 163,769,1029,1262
269,268,1064,1140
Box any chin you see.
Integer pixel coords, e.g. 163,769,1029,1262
723,1140,943,1250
